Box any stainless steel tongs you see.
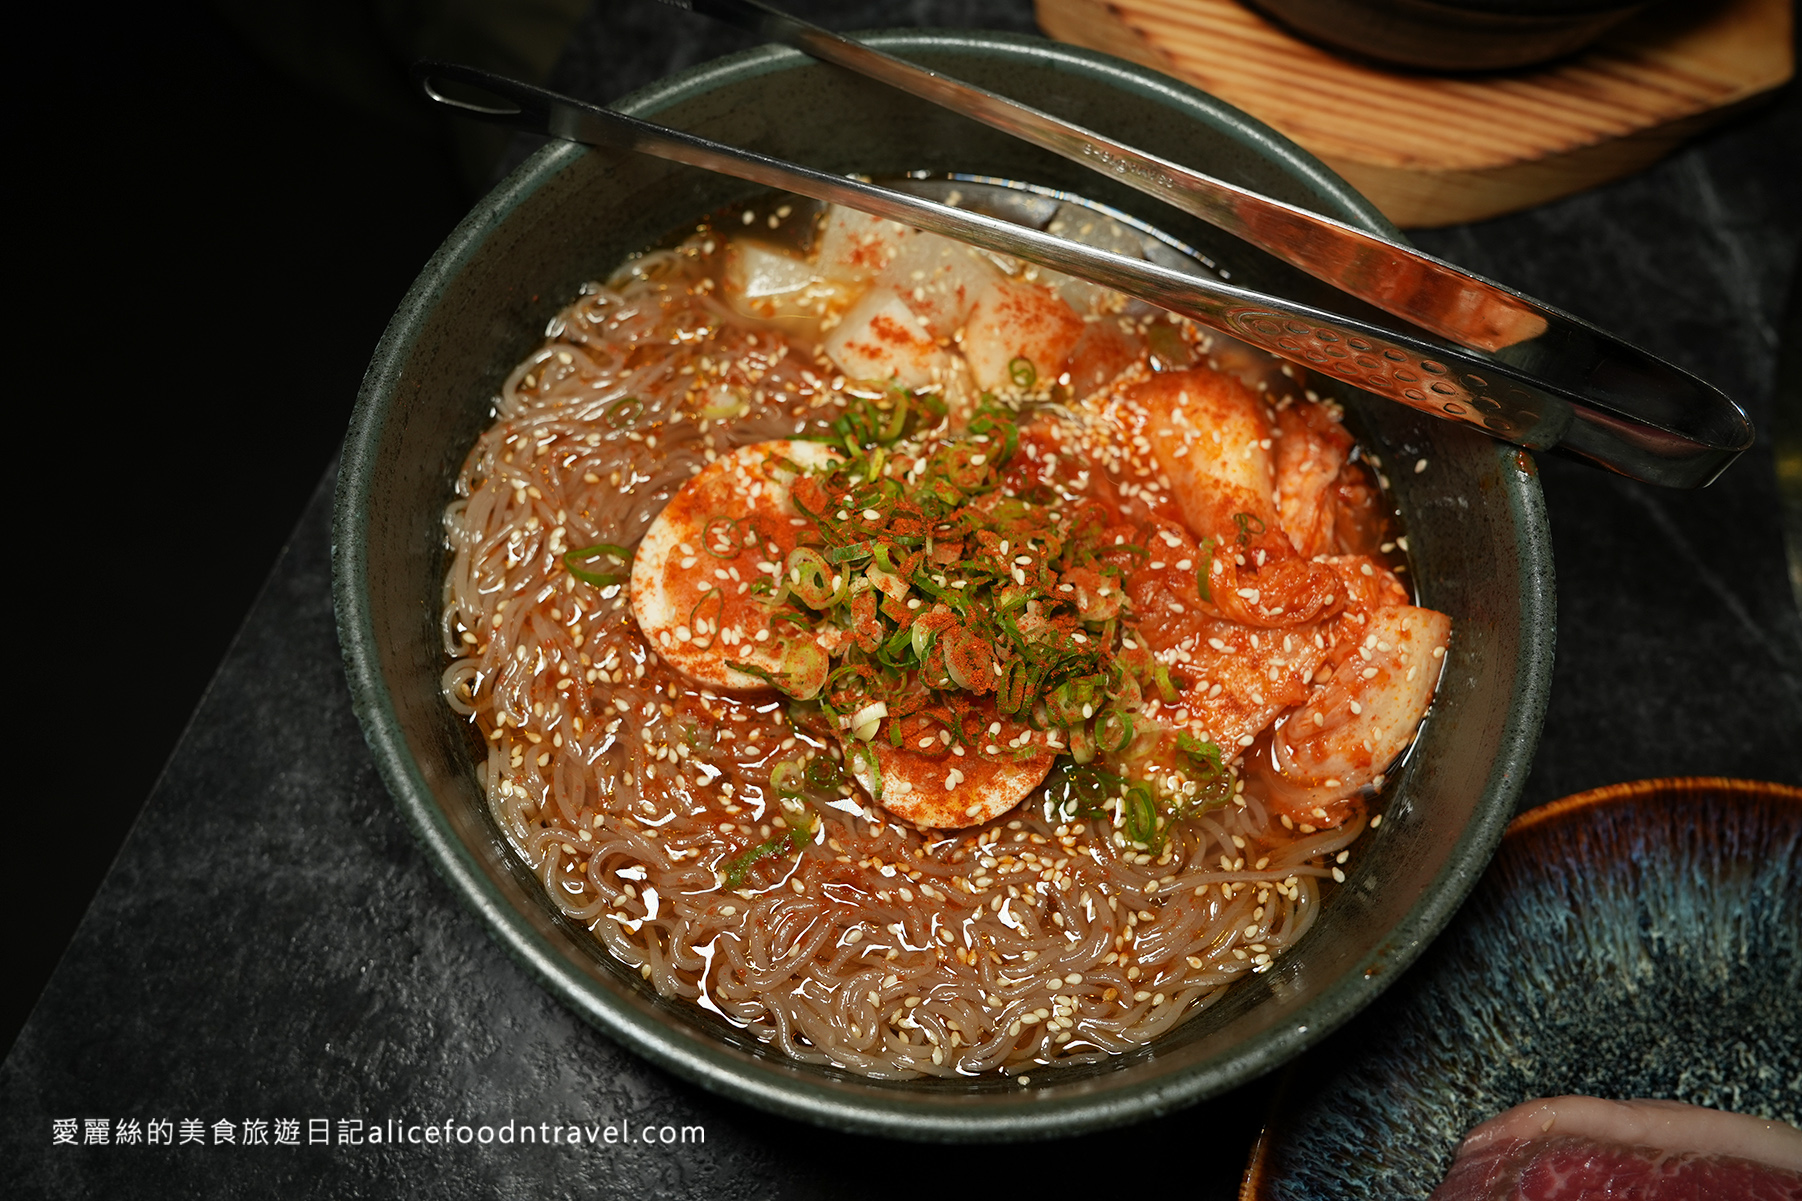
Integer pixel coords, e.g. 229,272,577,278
415,5,1752,487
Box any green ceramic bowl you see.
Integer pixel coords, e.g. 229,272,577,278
332,30,1553,1141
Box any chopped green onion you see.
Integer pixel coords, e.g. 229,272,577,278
877,623,918,670
908,571,968,617
779,642,829,701
848,701,888,741
804,753,843,790
1151,661,1179,703
724,641,826,700
910,620,937,663
694,329,1256,843
845,741,883,801
604,396,644,429
969,404,1020,466
1053,764,1123,819
811,387,948,453
770,760,806,797
785,548,837,608
687,588,723,650
1171,732,1233,813
565,542,633,586
1175,732,1223,774
1232,512,1267,544
996,657,1035,716
702,516,748,558
721,811,817,888
1096,708,1135,754
1123,782,1161,848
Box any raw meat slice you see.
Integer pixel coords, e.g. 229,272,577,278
1429,1096,1802,1201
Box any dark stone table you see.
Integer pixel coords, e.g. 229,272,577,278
4,3,1797,1196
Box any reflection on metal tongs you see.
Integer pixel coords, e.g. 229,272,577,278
416,6,1752,488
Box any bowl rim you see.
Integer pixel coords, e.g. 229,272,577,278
332,28,1554,1141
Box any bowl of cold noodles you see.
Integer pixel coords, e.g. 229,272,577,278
333,30,1553,1140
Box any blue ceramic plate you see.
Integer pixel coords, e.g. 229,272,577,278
1242,777,1802,1199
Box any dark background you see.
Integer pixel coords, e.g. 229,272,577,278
7,1,475,1053
4,0,1797,1191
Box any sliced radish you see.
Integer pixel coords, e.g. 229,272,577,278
823,287,950,389
960,277,1085,393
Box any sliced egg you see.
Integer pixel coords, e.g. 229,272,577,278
843,698,1054,829
630,440,841,690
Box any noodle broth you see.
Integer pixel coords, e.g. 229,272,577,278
439,188,1435,1079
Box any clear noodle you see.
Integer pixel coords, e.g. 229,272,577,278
439,216,1393,1077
